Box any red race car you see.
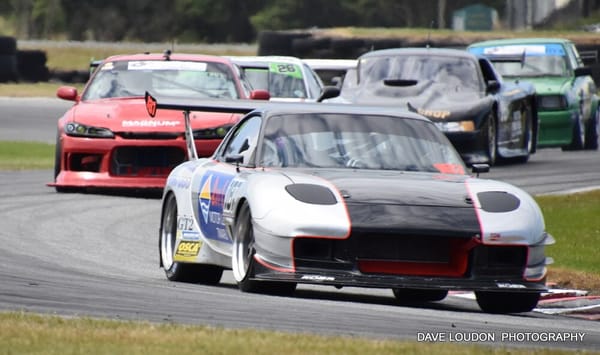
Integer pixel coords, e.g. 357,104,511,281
49,51,269,192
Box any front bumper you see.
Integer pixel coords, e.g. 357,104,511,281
537,109,575,147
252,262,547,293
50,134,221,189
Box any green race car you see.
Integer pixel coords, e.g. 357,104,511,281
468,38,599,150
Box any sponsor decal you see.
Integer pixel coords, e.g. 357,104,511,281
301,275,335,281
127,60,208,71
269,62,303,79
198,172,234,243
168,176,192,189
177,216,194,231
433,163,465,175
416,108,451,119
497,283,526,289
175,241,201,258
181,231,200,241
122,120,180,128
478,44,565,57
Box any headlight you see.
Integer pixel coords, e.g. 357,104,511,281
537,95,568,110
64,122,114,138
193,125,232,139
434,121,475,132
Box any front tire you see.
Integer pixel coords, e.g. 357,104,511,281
475,291,540,314
159,193,223,284
483,111,498,166
53,132,72,193
232,201,296,295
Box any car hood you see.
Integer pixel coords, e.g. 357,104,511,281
339,81,492,122
286,169,481,236
66,97,240,132
505,76,572,95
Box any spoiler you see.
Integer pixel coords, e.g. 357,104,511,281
481,52,526,69
144,92,260,161
144,91,258,117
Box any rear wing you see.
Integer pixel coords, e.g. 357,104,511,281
145,92,259,160
483,54,525,65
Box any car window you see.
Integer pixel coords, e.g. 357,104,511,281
260,113,466,174
268,62,308,99
303,63,324,98
82,60,241,100
473,44,570,77
219,115,262,165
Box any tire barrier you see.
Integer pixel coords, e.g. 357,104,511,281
0,36,18,82
16,49,50,82
257,30,600,86
257,30,312,55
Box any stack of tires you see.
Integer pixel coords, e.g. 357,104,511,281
16,49,50,82
0,36,19,82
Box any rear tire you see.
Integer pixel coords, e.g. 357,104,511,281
392,288,448,303
232,201,296,296
159,193,223,284
475,291,540,314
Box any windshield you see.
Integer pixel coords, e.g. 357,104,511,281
492,56,567,77
260,113,466,174
242,62,308,99
82,60,240,100
471,44,569,77
359,54,483,92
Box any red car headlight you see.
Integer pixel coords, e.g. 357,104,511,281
65,122,114,138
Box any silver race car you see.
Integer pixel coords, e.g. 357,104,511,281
147,93,554,314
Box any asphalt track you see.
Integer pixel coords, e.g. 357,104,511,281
1,98,600,351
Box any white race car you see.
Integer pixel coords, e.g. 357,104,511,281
147,93,554,314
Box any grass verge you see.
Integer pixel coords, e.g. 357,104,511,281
0,312,593,355
0,82,85,97
0,141,55,170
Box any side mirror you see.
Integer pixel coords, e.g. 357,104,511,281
317,86,340,102
249,89,270,101
574,67,592,77
486,81,501,93
57,86,78,101
471,163,490,177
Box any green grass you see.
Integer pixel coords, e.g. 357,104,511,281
0,82,85,97
0,312,593,355
0,141,55,170
537,191,600,273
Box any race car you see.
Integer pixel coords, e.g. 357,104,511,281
468,38,599,151
50,51,269,192
228,55,340,102
326,48,538,165
150,94,554,314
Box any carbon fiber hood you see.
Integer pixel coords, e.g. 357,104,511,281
291,169,480,237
